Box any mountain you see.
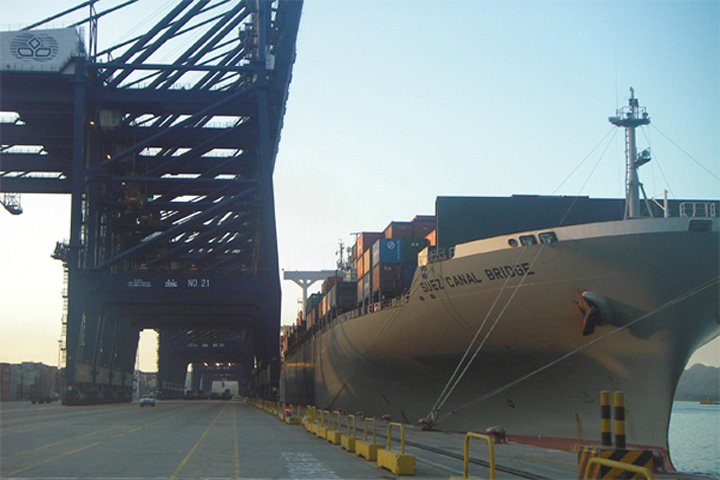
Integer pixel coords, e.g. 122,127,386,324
675,364,720,402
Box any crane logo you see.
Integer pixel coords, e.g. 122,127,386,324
9,32,60,62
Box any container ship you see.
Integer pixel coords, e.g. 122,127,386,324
279,91,719,468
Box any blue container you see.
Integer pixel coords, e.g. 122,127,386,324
403,263,417,289
372,238,402,266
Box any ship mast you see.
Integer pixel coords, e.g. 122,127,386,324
609,87,651,218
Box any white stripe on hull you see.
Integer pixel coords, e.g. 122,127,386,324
281,218,719,457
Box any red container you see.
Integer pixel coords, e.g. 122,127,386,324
322,276,341,294
383,221,413,239
372,264,403,293
355,232,383,255
412,215,436,239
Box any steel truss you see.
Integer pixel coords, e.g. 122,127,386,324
0,0,303,403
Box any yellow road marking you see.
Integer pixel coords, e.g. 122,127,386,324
0,404,136,437
2,403,197,461
1,425,120,460
233,405,240,479
168,405,227,480
4,403,201,475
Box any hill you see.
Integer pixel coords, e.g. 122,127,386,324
675,363,720,402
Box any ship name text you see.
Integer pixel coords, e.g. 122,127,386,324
485,263,535,281
420,271,483,292
420,263,536,292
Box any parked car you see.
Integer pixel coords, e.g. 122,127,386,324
139,395,155,407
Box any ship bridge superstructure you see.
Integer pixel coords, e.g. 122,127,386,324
0,0,303,402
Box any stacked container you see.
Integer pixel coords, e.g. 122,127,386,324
298,215,437,329
0,362,61,402
359,215,436,304
0,363,11,402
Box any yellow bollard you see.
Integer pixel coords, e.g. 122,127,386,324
315,410,329,439
341,414,357,452
355,417,385,461
303,406,313,431
284,404,302,425
376,422,416,475
614,391,626,449
449,432,495,480
327,411,342,444
600,390,612,446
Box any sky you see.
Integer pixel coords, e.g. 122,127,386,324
0,0,718,372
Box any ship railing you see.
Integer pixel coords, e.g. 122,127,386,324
680,202,716,218
427,246,455,263
285,293,412,357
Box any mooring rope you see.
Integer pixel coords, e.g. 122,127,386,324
434,274,720,424
325,276,426,410
428,243,546,423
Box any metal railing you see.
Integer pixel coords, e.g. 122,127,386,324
680,202,716,218
456,432,496,480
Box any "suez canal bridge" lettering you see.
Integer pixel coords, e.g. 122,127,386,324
419,262,535,293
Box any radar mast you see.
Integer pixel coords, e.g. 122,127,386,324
609,87,651,218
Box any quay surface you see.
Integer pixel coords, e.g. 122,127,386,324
0,399,712,479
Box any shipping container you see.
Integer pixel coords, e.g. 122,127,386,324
344,269,357,282
362,249,371,278
320,295,329,318
372,264,403,294
0,380,10,401
425,229,437,247
306,308,317,327
322,276,341,294
383,221,413,239
356,250,366,278
403,263,417,289
0,365,11,401
354,232,383,256
362,272,372,300
412,215,436,239
371,238,402,266
307,292,322,310
327,281,357,314
401,238,427,264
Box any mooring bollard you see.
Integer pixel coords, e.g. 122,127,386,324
614,391,626,449
600,390,612,446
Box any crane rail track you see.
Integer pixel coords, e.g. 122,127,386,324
375,430,553,480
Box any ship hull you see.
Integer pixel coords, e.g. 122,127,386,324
280,217,719,463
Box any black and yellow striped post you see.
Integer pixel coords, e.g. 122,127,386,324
600,390,612,446
613,391,626,449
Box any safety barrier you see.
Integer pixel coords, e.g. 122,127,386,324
613,391,626,449
355,417,385,461
304,406,318,432
578,391,656,478
341,414,357,452
583,457,654,480
315,410,329,439
376,422,416,475
284,404,302,424
600,391,612,446
449,432,495,480
326,411,343,445
578,447,656,479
